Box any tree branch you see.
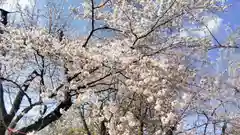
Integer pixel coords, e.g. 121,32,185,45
94,0,110,9
221,121,227,135
131,0,178,48
0,77,33,105
82,0,95,48
79,106,91,135
8,70,40,121
0,78,7,123
15,92,72,134
8,102,42,129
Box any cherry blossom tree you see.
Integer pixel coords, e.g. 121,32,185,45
1,0,239,135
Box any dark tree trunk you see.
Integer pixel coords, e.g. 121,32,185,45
11,92,72,135
100,120,107,135
0,124,6,135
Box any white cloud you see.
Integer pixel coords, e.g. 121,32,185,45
200,15,223,36
180,15,223,38
206,17,223,32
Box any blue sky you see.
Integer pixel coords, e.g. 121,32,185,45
220,0,240,31
208,0,240,61
217,1,240,30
